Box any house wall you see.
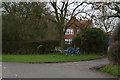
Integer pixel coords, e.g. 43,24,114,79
64,17,93,44
64,27,79,44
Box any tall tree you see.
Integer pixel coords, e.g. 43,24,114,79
90,2,120,32
49,0,86,51
2,2,51,41
76,2,120,32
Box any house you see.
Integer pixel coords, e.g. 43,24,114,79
64,17,93,44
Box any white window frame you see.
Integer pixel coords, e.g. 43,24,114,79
65,29,74,35
65,39,72,44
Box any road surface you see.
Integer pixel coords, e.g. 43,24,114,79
2,58,115,78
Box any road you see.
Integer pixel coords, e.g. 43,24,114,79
2,58,115,78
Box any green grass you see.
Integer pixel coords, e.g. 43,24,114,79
1,54,104,63
100,65,120,76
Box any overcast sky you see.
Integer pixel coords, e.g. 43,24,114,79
1,0,120,2
47,0,120,32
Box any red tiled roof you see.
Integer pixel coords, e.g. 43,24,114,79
68,17,93,28
79,20,92,23
68,17,81,27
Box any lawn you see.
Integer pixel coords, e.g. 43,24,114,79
1,54,104,63
100,65,120,76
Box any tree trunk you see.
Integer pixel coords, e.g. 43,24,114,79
59,27,65,52
60,32,65,52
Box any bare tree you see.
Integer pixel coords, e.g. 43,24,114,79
90,2,120,32
75,2,120,32
49,0,87,50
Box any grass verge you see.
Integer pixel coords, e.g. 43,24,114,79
100,65,120,76
1,54,104,63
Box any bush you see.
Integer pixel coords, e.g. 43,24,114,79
72,28,108,54
108,22,120,65
108,41,120,65
72,36,81,48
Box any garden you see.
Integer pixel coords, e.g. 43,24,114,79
2,1,120,77
2,27,108,63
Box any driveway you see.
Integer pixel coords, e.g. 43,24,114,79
2,58,115,78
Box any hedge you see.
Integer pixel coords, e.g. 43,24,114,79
2,40,59,54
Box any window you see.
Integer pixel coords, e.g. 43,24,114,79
65,39,72,44
65,39,68,44
65,29,73,35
